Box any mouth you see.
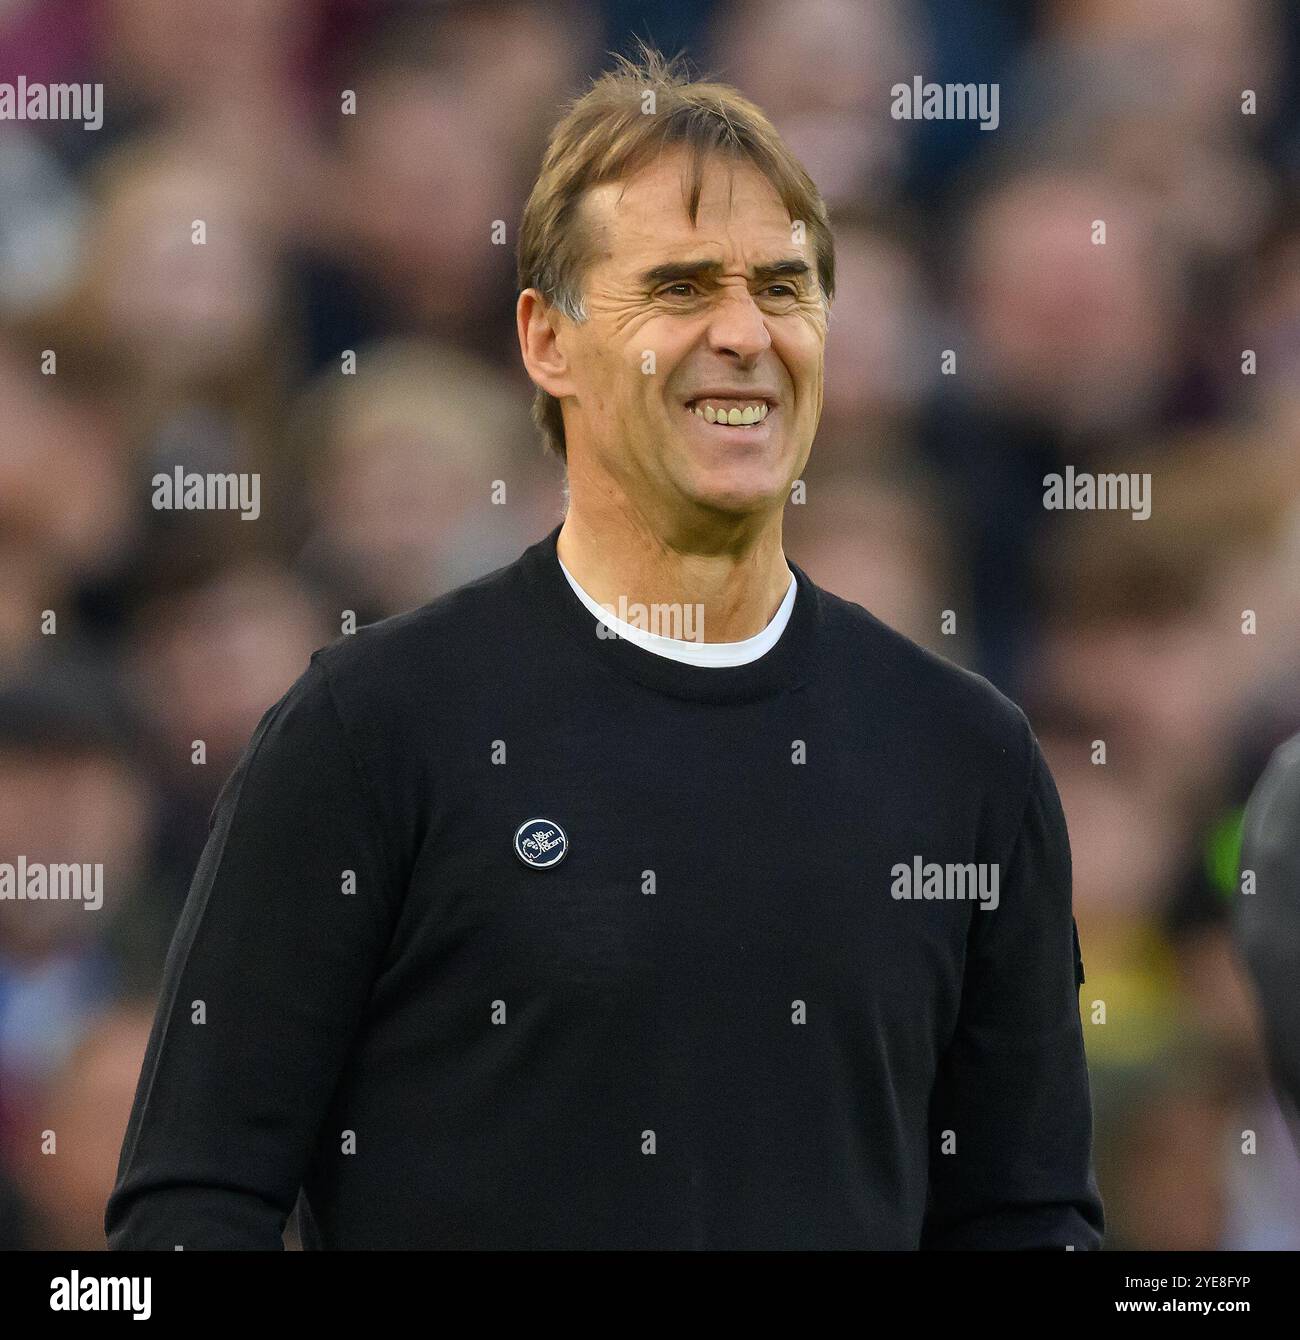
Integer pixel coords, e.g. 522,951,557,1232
681,396,777,430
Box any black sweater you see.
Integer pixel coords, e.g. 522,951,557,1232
106,525,1103,1250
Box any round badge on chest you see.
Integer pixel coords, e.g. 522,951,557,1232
514,818,569,869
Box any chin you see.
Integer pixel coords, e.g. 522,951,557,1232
681,465,789,517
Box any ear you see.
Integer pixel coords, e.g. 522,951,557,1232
517,289,576,400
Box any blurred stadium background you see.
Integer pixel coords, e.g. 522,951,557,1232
1,0,1299,1250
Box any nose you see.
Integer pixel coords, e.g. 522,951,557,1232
706,286,772,362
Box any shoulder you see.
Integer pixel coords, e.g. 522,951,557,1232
813,582,1032,765
309,551,528,705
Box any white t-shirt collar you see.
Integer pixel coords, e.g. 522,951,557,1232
557,555,797,668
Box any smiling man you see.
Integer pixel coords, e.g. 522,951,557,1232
107,48,1103,1251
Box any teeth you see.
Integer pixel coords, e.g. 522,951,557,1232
689,400,770,425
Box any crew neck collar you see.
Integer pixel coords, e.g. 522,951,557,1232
517,523,822,705
556,552,796,667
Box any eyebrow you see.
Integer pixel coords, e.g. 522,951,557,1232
638,258,812,287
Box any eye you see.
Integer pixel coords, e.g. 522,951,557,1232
762,283,798,299
658,282,698,298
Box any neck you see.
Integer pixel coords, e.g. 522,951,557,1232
556,487,792,644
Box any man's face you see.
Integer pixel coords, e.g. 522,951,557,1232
555,147,828,523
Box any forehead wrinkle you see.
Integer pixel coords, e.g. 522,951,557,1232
603,148,776,233
583,158,807,295
635,256,811,287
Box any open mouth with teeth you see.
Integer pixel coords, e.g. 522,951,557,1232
684,397,773,427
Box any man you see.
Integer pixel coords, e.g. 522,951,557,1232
107,49,1103,1250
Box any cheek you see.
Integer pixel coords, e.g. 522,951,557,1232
566,330,622,414
777,326,825,409
630,318,695,399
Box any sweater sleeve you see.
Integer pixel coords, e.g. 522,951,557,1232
105,654,401,1249
920,719,1104,1249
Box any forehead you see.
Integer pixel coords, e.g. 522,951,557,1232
579,149,802,273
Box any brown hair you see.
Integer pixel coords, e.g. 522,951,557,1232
517,43,836,460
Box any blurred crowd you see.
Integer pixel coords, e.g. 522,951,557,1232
1,0,1299,1251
